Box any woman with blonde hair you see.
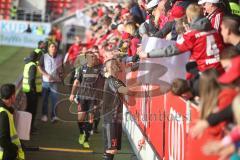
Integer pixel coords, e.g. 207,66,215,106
124,21,138,36
191,68,238,136
199,69,221,119
187,69,238,159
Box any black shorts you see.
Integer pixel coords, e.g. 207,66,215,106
103,123,122,151
78,99,97,112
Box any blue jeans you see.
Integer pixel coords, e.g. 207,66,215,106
42,82,59,118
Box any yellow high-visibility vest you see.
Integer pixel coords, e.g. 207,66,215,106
22,62,42,93
230,2,240,16
34,48,42,54
0,107,25,160
36,27,44,36
10,7,17,18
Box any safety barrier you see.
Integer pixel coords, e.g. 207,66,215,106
123,76,221,160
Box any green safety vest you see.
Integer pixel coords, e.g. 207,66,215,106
34,48,42,54
0,107,25,160
22,62,42,93
230,2,240,16
36,27,44,36
10,7,17,18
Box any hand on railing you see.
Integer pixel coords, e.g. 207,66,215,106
190,120,209,139
137,46,147,59
137,137,145,151
203,141,235,160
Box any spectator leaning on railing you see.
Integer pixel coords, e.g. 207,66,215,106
139,3,224,78
190,55,240,138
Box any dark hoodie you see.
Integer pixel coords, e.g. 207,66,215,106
0,100,18,160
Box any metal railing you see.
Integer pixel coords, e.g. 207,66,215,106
16,8,50,22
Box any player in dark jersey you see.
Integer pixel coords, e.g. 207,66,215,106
102,58,135,160
69,52,103,148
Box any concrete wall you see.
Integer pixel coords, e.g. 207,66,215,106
19,0,46,20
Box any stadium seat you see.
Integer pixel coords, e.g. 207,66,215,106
0,0,11,20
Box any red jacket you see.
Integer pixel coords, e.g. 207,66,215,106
86,38,97,49
128,37,140,56
176,29,224,74
67,43,81,64
207,9,224,32
96,31,112,46
217,88,238,111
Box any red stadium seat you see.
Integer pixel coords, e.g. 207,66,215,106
56,8,63,14
58,3,64,7
63,3,71,8
4,9,10,13
4,15,9,19
5,4,11,9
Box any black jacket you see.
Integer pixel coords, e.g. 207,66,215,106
207,105,233,126
0,100,18,160
153,21,175,39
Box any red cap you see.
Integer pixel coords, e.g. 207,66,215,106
171,5,185,19
218,56,240,84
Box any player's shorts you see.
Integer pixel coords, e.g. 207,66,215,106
78,99,97,113
103,122,122,150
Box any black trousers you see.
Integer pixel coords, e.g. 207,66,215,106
25,91,38,129
102,122,122,151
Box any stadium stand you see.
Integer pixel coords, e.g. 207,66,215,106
0,0,12,19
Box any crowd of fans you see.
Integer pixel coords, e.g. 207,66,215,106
66,0,240,159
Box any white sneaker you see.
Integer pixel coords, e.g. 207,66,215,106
90,130,94,135
51,116,59,123
41,115,48,122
